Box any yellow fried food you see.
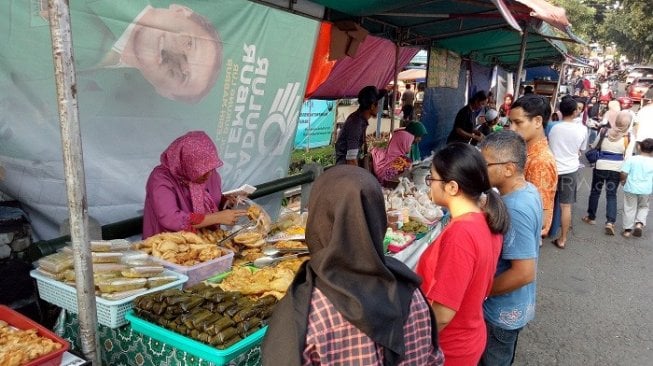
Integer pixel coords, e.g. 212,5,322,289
247,205,262,220
284,226,306,235
217,266,297,299
143,231,226,266
275,240,307,250
0,321,62,366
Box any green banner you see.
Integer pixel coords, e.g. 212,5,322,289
293,99,336,149
0,0,318,238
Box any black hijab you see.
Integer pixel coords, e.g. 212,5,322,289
262,166,423,366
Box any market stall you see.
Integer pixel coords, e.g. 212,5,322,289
25,163,445,365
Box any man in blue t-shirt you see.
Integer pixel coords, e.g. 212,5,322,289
479,131,543,365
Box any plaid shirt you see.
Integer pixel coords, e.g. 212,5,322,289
302,287,444,365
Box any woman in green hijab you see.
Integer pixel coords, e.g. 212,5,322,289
405,121,428,161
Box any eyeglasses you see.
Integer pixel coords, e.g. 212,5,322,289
486,161,518,167
425,174,445,185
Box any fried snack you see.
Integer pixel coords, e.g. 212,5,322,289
197,228,227,243
275,240,307,250
217,266,297,300
247,205,262,220
144,231,227,266
284,226,306,236
0,322,62,366
233,231,265,248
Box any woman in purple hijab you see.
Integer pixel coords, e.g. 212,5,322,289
142,131,247,238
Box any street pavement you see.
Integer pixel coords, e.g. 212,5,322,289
513,165,653,365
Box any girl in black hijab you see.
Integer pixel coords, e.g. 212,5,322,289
262,165,442,366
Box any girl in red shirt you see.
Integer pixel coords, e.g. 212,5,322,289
417,143,510,365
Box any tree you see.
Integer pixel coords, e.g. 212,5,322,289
600,0,653,63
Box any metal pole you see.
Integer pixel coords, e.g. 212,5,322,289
514,28,528,94
391,39,400,132
305,100,311,152
376,96,384,138
47,1,100,364
552,62,566,111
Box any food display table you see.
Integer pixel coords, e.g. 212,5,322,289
391,221,442,269
55,312,261,366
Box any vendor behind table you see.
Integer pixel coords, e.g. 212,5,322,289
142,131,247,239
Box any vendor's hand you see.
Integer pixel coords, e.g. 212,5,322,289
472,132,484,142
211,209,248,226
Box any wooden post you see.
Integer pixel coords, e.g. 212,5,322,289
48,0,100,363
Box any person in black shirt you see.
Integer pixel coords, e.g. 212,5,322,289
335,86,385,165
447,91,488,145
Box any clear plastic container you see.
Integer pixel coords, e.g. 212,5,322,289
38,252,74,273
96,278,147,293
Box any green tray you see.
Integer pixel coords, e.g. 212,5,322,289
125,310,267,365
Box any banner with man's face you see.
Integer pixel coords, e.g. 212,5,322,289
0,0,319,239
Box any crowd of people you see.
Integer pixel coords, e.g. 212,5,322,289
309,80,652,364
143,79,651,365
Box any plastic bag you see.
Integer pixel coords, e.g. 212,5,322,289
232,198,272,234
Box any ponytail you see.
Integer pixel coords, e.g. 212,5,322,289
482,189,510,234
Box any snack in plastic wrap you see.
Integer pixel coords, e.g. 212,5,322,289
120,251,153,266
96,278,147,293
121,266,165,278
37,252,73,273
93,263,129,273
91,252,123,263
35,268,68,281
146,275,178,288
100,288,148,301
90,239,132,252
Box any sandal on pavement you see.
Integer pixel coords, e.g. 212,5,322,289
552,238,565,249
581,216,596,225
622,230,632,238
633,223,643,237
605,223,615,236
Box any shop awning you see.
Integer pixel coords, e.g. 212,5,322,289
295,0,583,69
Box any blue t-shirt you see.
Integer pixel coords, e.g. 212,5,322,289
621,155,653,195
483,183,542,330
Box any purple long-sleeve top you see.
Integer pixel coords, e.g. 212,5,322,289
142,165,223,239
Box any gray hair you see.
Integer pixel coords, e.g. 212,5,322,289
478,130,527,172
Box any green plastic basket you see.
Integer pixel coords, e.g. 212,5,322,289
125,310,267,365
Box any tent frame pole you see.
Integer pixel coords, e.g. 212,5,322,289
391,37,401,132
48,1,100,363
514,28,528,93
552,62,566,111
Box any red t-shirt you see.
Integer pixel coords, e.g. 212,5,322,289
416,212,503,366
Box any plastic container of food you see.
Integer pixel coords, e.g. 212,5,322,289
126,310,266,366
96,278,147,293
151,250,234,288
31,269,187,328
0,305,69,366
37,252,73,273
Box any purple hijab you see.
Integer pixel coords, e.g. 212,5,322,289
371,130,414,180
142,131,223,238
